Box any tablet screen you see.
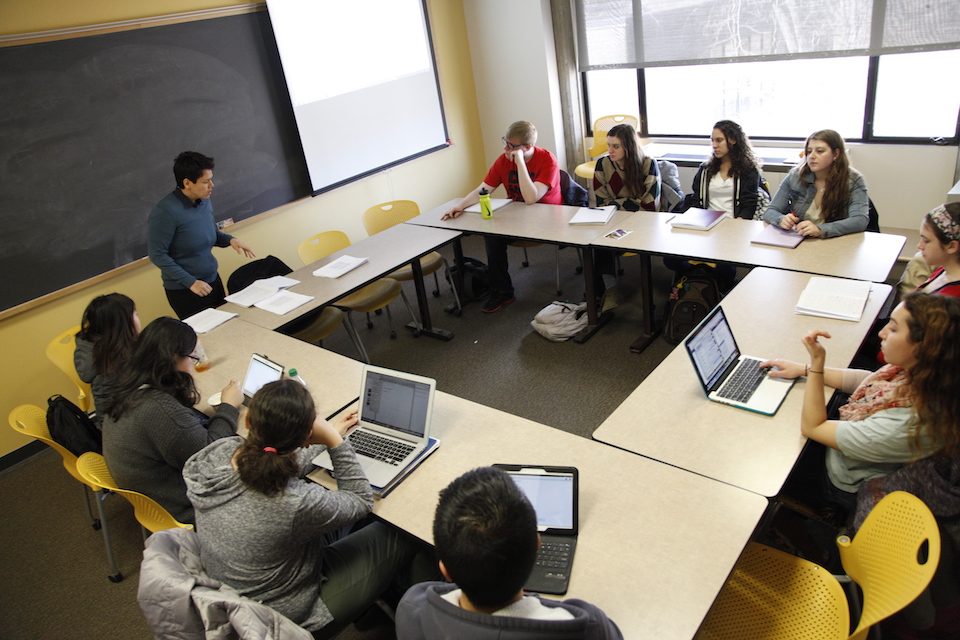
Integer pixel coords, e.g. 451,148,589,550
242,354,284,398
501,467,578,533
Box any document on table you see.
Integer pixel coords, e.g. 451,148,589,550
183,308,238,333
253,290,315,315
569,205,616,225
258,275,300,288
751,224,804,248
224,277,303,308
313,255,368,278
795,277,872,321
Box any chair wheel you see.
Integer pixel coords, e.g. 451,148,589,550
575,266,583,274
108,572,124,583
92,519,101,531
556,289,563,296
522,260,530,267
390,330,397,339
366,320,374,329
412,330,421,338
453,309,463,317
432,289,440,297
374,309,383,316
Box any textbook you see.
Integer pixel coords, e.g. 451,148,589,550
752,223,804,248
669,208,725,231
569,205,616,225
795,277,872,322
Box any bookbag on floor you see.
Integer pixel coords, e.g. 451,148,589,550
47,394,102,457
531,301,588,342
445,257,491,302
663,266,720,344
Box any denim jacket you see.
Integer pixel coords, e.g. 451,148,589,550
763,166,869,238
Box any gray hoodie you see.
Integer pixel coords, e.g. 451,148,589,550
183,436,372,631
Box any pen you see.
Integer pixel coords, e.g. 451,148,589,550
664,215,676,224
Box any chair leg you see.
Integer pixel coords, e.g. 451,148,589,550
384,304,397,339
617,254,624,275
431,271,441,297
365,312,374,329
555,246,563,296
81,483,99,530
522,248,530,267
343,312,371,363
94,489,123,582
443,262,463,315
397,289,421,336
576,248,584,274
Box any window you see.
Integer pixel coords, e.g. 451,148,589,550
872,49,960,140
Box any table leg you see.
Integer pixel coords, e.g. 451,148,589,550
572,246,613,344
629,252,660,353
406,254,454,341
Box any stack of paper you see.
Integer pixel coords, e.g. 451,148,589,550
254,290,314,316
313,255,368,278
569,205,616,225
183,308,237,333
224,277,304,309
670,208,725,231
796,277,872,321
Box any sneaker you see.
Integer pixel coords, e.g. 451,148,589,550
482,291,516,313
600,285,623,313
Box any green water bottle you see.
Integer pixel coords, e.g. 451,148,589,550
479,188,493,219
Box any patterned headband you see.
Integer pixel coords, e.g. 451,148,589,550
928,204,960,242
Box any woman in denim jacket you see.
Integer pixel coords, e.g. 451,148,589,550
763,129,869,238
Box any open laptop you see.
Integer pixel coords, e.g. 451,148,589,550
313,365,435,489
241,354,285,405
495,464,578,596
684,306,795,415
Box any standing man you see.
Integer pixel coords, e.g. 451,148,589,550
443,121,561,313
148,151,255,319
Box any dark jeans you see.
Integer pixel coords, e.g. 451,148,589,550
484,236,513,295
164,275,226,320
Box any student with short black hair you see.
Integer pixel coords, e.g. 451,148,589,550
396,466,623,639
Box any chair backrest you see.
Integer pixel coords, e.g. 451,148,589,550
8,404,93,488
559,169,588,207
76,452,193,532
588,114,640,158
297,231,351,266
866,198,880,233
226,255,293,294
838,491,940,640
46,325,92,413
362,200,421,235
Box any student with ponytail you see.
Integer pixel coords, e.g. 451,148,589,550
185,379,429,638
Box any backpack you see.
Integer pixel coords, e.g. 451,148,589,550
530,301,589,342
663,266,720,344
47,394,102,457
445,257,491,302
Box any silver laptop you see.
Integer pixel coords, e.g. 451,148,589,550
241,354,285,405
313,365,435,489
684,306,794,415
495,464,579,596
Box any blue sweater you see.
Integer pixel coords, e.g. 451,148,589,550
148,190,233,290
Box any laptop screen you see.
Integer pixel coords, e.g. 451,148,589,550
242,354,284,398
361,369,432,438
685,307,740,391
500,466,578,534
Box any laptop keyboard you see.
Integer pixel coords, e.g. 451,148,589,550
717,358,767,403
348,430,415,466
535,540,573,574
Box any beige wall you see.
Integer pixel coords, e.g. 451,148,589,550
0,0,485,458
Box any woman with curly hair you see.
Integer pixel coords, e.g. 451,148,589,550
761,292,960,511
687,120,763,219
763,129,869,238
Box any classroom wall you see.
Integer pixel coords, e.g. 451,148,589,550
0,0,486,459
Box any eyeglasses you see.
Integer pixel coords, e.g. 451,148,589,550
502,137,527,149
187,354,201,365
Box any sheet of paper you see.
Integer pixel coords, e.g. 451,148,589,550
253,290,315,315
569,205,615,225
258,275,300,289
183,308,238,333
313,255,369,278
224,281,279,308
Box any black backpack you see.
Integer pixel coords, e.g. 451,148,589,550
445,257,491,302
663,266,720,344
47,394,102,457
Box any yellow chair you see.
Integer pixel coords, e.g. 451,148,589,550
77,452,193,541
8,404,122,582
362,200,462,316
46,326,92,413
298,231,417,363
695,491,940,640
575,114,640,181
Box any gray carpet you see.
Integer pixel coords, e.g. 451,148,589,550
0,234,684,639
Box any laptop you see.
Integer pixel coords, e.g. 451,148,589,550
684,306,795,415
241,354,285,405
313,365,436,489
495,464,578,596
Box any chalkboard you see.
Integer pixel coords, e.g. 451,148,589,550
0,10,311,313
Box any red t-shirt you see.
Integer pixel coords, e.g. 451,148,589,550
483,146,561,204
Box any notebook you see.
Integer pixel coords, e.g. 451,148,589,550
241,354,285,405
751,223,804,248
495,464,579,596
684,306,795,415
670,207,725,231
313,365,436,489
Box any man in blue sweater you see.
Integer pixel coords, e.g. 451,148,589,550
148,151,255,319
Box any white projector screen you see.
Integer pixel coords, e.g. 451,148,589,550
265,0,449,194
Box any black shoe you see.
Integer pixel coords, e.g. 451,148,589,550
482,291,516,313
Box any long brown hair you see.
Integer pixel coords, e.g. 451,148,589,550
705,120,759,179
902,292,960,458
607,123,648,199
235,379,316,496
76,293,138,377
799,129,852,224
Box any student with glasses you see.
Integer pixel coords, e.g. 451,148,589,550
442,121,561,313
101,317,241,523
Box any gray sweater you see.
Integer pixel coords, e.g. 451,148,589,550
73,337,111,425
102,388,238,523
183,437,373,631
